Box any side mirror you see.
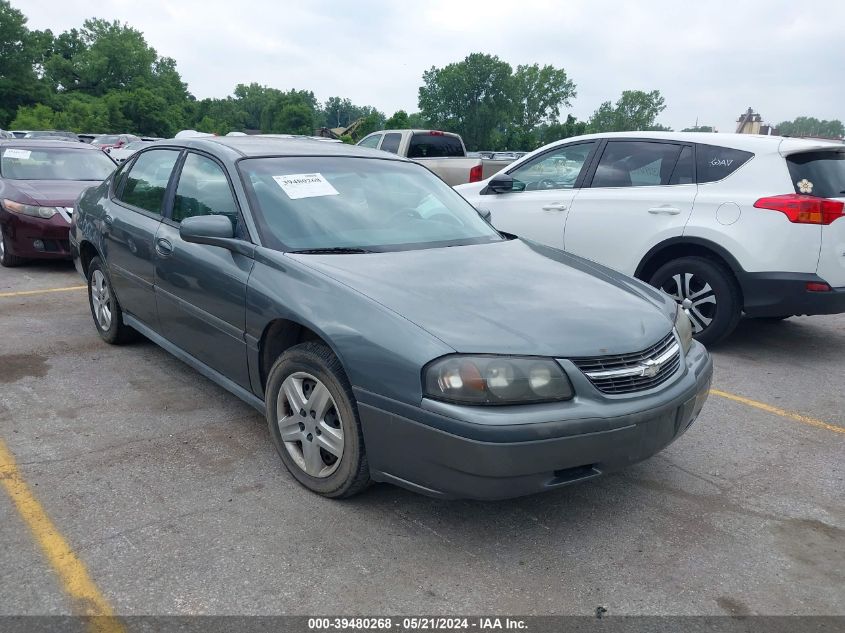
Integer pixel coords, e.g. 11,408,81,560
486,173,525,194
180,214,234,242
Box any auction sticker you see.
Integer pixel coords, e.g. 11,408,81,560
273,173,339,200
3,149,31,160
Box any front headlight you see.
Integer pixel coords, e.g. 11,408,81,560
675,304,693,353
423,355,574,405
2,199,57,219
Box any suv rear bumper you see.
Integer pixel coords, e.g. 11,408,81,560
738,272,845,317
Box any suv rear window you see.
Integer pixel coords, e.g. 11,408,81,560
786,151,845,199
696,144,753,183
408,133,464,158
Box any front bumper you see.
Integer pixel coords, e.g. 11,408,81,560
739,271,845,317
0,210,72,260
358,342,713,500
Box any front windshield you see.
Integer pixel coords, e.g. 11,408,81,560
239,156,503,252
1,147,115,181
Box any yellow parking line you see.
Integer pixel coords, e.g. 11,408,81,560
0,285,86,298
0,440,124,633
711,389,845,435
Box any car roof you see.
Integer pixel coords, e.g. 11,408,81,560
546,131,843,154
0,139,103,151
152,136,410,161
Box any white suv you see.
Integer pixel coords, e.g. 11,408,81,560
456,132,845,344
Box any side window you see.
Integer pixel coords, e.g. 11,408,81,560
118,149,180,214
172,153,238,228
696,144,753,183
509,142,596,191
358,134,382,149
591,141,682,188
112,159,134,196
669,146,694,185
380,133,402,154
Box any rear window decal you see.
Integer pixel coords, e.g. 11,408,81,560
272,173,339,200
797,179,813,194
710,158,734,167
3,149,31,160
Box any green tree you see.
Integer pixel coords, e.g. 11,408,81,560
509,63,576,147
681,125,714,133
588,90,668,133
407,112,428,128
418,53,514,150
537,114,588,147
776,117,844,138
10,103,56,130
0,1,51,126
384,110,409,129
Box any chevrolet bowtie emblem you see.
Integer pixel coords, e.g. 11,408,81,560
639,358,662,378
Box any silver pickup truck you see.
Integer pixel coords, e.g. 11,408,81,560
357,129,507,186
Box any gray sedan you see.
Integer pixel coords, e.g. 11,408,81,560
70,137,712,500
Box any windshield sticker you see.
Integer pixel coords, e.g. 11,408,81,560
3,149,31,160
273,173,339,200
797,179,813,194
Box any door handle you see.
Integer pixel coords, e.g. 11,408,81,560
155,237,173,257
648,206,681,215
103,214,114,231
542,204,568,212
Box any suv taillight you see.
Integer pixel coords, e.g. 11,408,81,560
754,194,845,225
469,164,483,183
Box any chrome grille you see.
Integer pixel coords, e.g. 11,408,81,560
571,332,681,395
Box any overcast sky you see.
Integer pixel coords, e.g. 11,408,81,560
15,0,845,132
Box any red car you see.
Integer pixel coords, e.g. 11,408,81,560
0,140,116,266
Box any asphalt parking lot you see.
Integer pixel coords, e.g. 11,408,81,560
0,262,843,618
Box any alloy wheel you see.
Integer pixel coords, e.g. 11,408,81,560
276,372,344,478
90,269,113,331
660,272,717,333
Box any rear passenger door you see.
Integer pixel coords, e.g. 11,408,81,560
154,151,255,388
564,140,697,275
106,148,181,329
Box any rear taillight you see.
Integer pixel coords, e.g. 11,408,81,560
754,194,845,225
469,164,483,183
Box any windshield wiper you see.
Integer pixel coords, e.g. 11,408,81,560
289,247,374,254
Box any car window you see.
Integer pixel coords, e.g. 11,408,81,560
695,144,753,183
0,147,114,180
407,133,464,158
240,156,502,252
118,149,180,215
358,134,382,149
172,153,239,229
669,146,694,185
508,142,597,191
591,141,682,188
786,151,845,199
380,133,402,154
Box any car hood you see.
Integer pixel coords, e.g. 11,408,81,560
290,239,676,357
7,180,95,206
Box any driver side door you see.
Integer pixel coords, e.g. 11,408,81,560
480,141,598,248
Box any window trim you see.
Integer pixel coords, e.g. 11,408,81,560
110,146,184,220
584,138,694,189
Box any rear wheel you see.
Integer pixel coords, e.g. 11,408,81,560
649,256,742,346
87,257,137,344
266,342,370,498
0,225,25,267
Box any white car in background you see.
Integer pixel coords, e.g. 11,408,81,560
456,132,845,345
107,140,154,163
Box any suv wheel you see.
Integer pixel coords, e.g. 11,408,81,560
87,257,137,344
266,342,370,498
649,256,742,346
0,225,25,267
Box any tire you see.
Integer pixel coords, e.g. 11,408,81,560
86,257,137,344
0,224,25,267
266,342,370,498
649,256,742,346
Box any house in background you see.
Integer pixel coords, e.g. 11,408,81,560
736,108,778,135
